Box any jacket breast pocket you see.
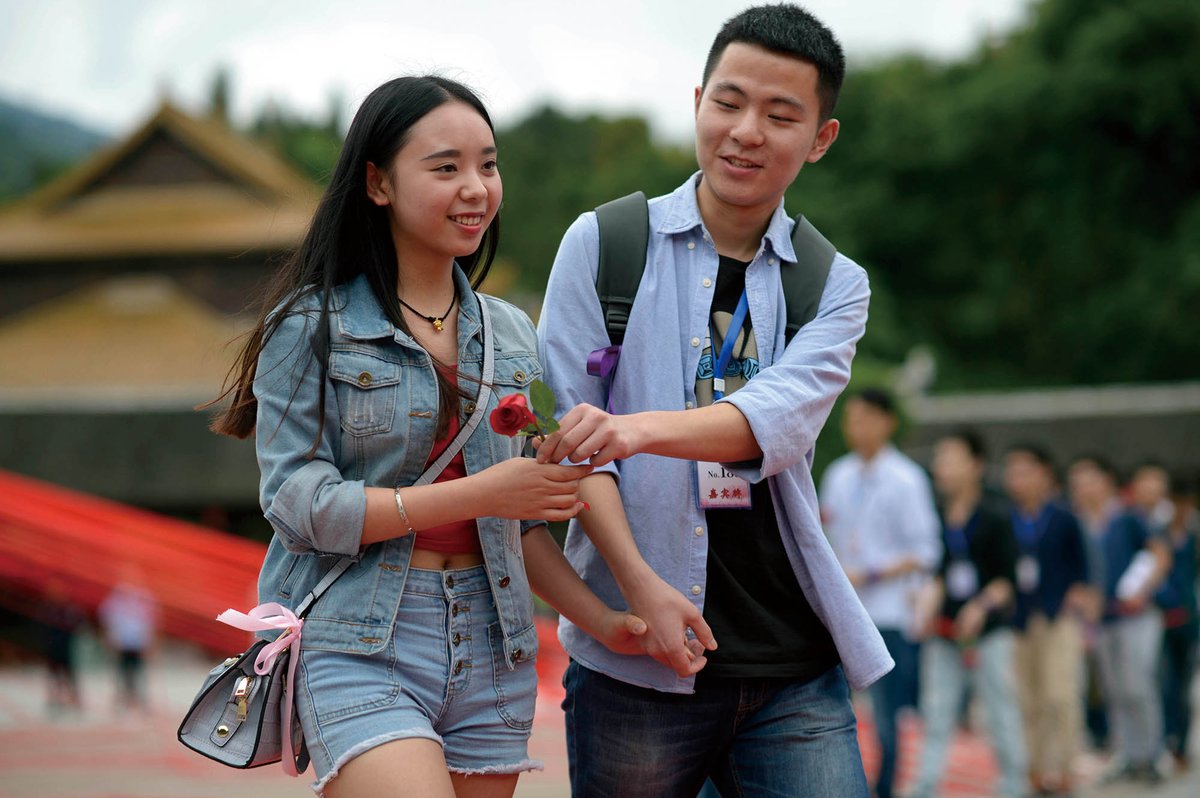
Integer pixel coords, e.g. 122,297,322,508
491,354,541,397
329,351,401,436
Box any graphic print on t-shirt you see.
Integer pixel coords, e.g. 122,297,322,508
695,274,761,407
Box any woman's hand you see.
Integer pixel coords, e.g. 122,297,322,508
596,611,649,655
474,458,593,521
595,610,710,664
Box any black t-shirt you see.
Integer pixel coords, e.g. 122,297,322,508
697,255,840,680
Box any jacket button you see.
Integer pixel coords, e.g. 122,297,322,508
452,604,461,616
453,661,464,675
513,370,527,383
511,648,523,661
464,401,477,414
498,576,511,588
453,632,461,646
357,372,372,387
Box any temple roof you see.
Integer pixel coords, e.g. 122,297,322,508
0,101,319,261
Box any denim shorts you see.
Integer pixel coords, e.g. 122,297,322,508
295,565,541,794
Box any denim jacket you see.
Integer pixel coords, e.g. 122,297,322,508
254,266,542,669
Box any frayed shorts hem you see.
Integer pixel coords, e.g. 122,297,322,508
448,758,544,776
312,728,443,796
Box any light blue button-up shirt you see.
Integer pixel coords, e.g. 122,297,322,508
537,173,894,693
819,445,943,631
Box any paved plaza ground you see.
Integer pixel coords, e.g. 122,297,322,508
0,635,1195,798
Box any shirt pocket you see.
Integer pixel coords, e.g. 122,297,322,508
329,351,401,436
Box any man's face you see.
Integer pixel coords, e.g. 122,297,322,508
694,42,839,218
841,398,895,455
1004,452,1052,506
932,437,982,497
1068,460,1112,510
1129,466,1169,510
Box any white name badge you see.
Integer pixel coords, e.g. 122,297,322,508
697,461,753,509
946,559,980,601
1017,555,1040,593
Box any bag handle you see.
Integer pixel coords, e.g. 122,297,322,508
293,294,495,618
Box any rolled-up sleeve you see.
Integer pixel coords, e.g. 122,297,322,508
255,304,366,557
721,256,870,481
537,213,620,483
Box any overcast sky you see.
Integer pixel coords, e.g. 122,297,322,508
0,0,1033,142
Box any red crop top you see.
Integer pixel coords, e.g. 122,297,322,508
414,366,482,555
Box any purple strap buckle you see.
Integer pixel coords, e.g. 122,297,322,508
586,345,621,414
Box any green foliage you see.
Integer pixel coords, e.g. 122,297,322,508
495,106,695,292
799,0,1200,387
529,379,560,435
249,102,343,184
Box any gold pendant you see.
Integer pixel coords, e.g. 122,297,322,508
433,318,444,332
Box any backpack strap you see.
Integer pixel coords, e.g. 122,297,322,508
594,192,836,347
594,191,649,346
782,214,836,343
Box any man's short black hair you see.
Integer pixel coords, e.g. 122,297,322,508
850,387,895,416
1070,453,1121,484
942,429,987,461
702,3,846,120
1006,442,1056,470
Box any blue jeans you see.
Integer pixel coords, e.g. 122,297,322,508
867,629,918,798
562,661,868,798
910,633,1027,798
1161,622,1198,758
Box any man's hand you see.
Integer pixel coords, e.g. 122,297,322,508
535,404,640,467
954,598,988,643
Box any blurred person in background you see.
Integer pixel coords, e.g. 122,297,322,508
908,431,1026,798
1130,461,1176,534
1068,455,1171,785
1004,444,1092,797
39,577,86,714
98,568,158,713
1155,473,1199,772
822,388,942,798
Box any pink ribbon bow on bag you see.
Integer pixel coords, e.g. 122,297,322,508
216,602,304,776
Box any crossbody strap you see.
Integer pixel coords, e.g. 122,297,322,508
294,294,495,618
413,295,494,486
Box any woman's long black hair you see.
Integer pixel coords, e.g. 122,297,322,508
209,76,499,444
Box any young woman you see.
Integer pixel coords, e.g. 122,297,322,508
212,76,646,798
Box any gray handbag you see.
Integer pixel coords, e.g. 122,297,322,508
177,295,495,774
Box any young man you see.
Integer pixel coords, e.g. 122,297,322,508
1003,444,1091,797
1068,455,1172,785
821,389,942,798
535,5,892,795
909,431,1026,798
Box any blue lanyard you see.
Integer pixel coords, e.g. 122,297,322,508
944,510,979,560
1011,504,1051,553
712,290,749,401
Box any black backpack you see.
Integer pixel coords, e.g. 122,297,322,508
593,191,836,347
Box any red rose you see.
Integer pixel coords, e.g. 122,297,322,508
490,393,537,436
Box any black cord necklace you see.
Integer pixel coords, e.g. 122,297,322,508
398,291,457,332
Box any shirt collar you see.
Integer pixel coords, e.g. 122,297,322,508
656,170,798,262
335,264,481,343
